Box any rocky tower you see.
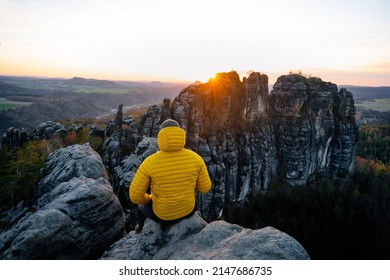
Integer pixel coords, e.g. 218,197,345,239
169,72,358,221
1,127,29,151
108,71,358,222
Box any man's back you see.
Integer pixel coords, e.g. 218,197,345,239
130,123,211,221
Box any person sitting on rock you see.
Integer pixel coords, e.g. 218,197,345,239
129,118,212,233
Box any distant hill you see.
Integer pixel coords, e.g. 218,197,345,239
66,77,124,88
0,76,188,137
0,76,187,97
0,80,28,95
341,85,390,100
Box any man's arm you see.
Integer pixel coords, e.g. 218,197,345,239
129,158,152,205
196,157,212,193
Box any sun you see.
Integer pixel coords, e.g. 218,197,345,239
208,74,217,82
207,73,228,94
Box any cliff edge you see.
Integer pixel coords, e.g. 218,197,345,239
101,211,310,260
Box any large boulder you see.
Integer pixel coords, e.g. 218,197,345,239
36,142,110,198
0,143,126,259
101,212,310,260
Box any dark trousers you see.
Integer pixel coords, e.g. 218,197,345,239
137,200,196,228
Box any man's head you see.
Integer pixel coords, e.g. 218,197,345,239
157,119,185,152
159,119,180,130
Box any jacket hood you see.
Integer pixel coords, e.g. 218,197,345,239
157,126,186,152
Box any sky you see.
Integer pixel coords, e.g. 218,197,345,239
0,0,389,85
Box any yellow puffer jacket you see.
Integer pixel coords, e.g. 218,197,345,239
129,126,211,221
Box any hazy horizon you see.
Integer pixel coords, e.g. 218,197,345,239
1,0,389,86
1,70,390,89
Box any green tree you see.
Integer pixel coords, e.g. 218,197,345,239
224,165,390,259
0,141,47,209
357,125,390,165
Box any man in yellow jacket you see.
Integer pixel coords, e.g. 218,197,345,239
129,119,211,233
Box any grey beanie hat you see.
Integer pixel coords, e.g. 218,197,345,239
159,119,180,130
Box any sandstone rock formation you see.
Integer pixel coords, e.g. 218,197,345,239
176,72,358,220
31,121,66,140
2,71,352,260
268,74,358,184
101,211,310,260
104,71,358,222
1,121,86,149
1,127,29,151
0,142,310,260
0,143,126,259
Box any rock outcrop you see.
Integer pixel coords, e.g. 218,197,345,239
170,72,277,220
102,71,358,222
101,212,310,260
1,127,29,151
1,121,86,149
0,142,310,260
31,121,66,140
0,143,126,259
267,74,358,184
